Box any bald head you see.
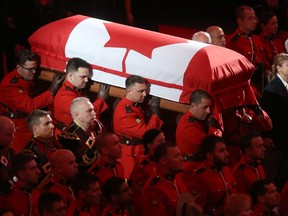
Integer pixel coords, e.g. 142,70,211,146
50,149,78,180
0,116,15,147
192,31,211,44
206,26,226,47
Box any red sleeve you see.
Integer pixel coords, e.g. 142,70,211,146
140,188,169,216
2,85,53,113
92,98,109,118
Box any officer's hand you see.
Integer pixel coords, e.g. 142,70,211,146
206,116,221,129
97,83,110,101
148,96,160,115
49,73,65,96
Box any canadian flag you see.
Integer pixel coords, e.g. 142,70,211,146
29,15,257,111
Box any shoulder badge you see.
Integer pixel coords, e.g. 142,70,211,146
125,105,133,113
10,76,19,84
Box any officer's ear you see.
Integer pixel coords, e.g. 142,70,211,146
16,64,22,73
206,152,213,161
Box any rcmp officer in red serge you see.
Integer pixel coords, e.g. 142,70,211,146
0,49,64,153
53,57,109,136
139,142,201,216
233,131,266,194
58,97,103,171
113,75,163,178
181,135,237,216
227,5,265,99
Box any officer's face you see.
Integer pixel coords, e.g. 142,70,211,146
247,136,265,160
82,181,102,205
105,134,122,159
17,60,38,80
115,182,133,205
239,8,258,33
261,15,278,37
210,28,226,47
76,100,96,126
44,200,66,216
261,183,280,208
148,132,166,153
126,82,147,103
0,120,15,148
33,115,54,139
58,151,78,180
190,98,212,121
69,67,90,89
20,159,42,186
164,146,184,174
212,142,229,167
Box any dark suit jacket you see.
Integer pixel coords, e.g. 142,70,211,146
260,75,288,149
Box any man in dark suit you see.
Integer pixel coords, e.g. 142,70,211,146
260,53,288,190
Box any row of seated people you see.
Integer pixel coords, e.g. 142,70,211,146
0,118,287,216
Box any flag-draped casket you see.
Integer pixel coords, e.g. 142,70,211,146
28,15,258,112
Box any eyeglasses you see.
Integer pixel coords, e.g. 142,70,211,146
20,65,37,72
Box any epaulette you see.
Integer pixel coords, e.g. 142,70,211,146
91,163,102,174
65,85,73,91
150,176,160,185
10,76,19,84
140,159,150,166
41,180,54,191
188,116,196,123
237,163,246,171
230,33,241,42
195,167,206,175
125,105,133,113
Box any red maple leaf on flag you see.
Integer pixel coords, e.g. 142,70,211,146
103,22,187,73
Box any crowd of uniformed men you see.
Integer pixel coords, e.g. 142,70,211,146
1,1,288,216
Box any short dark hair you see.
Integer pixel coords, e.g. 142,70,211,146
200,135,225,158
12,150,36,176
102,177,126,201
235,5,253,19
189,89,211,105
153,142,176,162
66,57,91,74
142,129,163,155
38,192,63,216
125,75,146,89
71,171,99,197
27,109,51,132
15,49,37,65
239,131,261,153
250,179,274,204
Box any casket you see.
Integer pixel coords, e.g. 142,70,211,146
28,15,258,113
